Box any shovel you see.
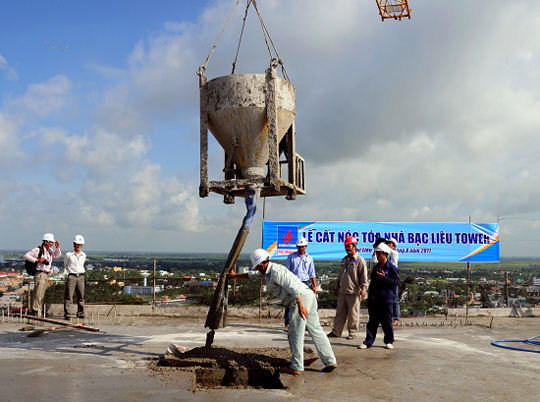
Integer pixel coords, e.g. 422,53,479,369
27,323,84,337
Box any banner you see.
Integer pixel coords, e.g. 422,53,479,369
262,221,500,262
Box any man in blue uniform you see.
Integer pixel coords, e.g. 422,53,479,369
359,242,400,350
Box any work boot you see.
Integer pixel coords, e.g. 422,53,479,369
279,366,301,376
322,364,338,373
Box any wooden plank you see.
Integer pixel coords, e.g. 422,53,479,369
23,315,100,332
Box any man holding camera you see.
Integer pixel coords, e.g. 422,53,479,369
24,233,61,317
358,242,400,350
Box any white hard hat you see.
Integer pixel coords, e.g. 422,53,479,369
42,233,55,242
250,248,270,269
375,243,392,254
296,237,308,247
73,235,85,245
388,237,398,247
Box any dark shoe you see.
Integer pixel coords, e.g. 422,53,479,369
279,366,301,376
304,357,319,366
64,316,72,320
327,332,338,338
322,364,338,373
77,315,85,319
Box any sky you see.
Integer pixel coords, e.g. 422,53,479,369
2,0,540,257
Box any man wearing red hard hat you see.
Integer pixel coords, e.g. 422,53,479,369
327,236,368,340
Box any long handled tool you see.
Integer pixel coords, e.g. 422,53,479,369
27,323,84,337
204,186,259,347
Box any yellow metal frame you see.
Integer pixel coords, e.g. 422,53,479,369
376,0,411,21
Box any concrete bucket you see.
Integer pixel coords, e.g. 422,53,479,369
201,73,295,179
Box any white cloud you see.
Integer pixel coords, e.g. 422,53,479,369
0,53,18,80
4,0,540,255
8,75,72,118
0,112,23,165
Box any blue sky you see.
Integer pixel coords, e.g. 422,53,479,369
2,0,540,256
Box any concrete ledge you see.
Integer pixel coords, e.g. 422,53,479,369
50,304,538,319
448,307,539,318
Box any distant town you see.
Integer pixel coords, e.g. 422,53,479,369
1,251,539,315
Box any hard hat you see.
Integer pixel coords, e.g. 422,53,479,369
375,243,391,254
250,248,270,269
42,233,55,242
296,238,308,247
388,237,398,247
344,236,358,246
73,235,85,245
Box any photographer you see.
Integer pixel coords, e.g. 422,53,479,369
24,233,61,317
358,242,399,350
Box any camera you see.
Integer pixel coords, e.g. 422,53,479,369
43,260,50,266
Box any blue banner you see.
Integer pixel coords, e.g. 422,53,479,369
262,221,500,262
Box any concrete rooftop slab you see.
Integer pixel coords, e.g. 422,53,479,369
1,316,539,401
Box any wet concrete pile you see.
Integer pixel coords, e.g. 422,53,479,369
152,344,316,390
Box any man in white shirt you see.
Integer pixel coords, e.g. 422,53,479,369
24,233,61,317
64,235,87,320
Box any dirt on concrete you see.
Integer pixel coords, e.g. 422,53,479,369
152,345,315,389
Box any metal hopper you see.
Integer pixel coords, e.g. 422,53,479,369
199,65,305,203
202,73,295,179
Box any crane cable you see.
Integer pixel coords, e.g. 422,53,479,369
197,0,241,77
248,0,290,81
198,0,289,81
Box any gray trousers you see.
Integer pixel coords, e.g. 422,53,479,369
32,271,49,316
288,289,337,372
64,274,85,318
331,293,361,336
